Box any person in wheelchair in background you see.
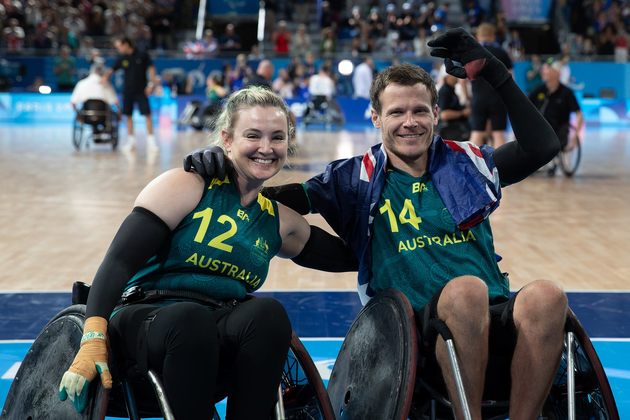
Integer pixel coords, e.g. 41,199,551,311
181,70,228,130
528,57,583,176
70,61,120,140
58,87,356,419
302,62,344,126
184,29,568,420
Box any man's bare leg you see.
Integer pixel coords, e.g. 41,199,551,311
435,276,490,420
469,130,486,147
491,130,506,148
509,280,567,420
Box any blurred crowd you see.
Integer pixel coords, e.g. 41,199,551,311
0,0,187,54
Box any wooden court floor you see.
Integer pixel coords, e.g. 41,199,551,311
1,122,629,293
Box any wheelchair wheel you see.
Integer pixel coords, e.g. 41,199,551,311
73,117,84,151
327,289,417,420
1,304,109,420
279,332,335,420
559,140,581,177
543,309,619,420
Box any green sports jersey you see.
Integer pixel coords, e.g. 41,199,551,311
128,174,282,301
371,166,509,312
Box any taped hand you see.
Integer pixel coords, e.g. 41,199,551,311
183,146,232,180
428,27,511,88
59,316,112,413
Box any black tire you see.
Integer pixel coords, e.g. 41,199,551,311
559,140,582,177
1,304,109,420
277,332,336,420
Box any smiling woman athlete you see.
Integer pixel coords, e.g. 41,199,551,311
58,87,357,419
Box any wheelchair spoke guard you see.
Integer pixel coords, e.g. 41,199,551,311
327,289,417,420
1,305,108,420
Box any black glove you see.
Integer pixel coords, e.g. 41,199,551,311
428,27,511,88
183,146,232,179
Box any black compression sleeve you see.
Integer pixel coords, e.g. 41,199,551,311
262,183,311,215
291,226,359,272
491,77,561,185
86,207,171,319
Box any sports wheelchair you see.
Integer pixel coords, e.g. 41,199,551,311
2,282,335,420
74,100,120,151
300,95,345,130
327,289,619,420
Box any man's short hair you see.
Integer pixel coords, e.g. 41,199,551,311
477,23,496,39
117,36,134,48
90,62,105,75
370,62,438,115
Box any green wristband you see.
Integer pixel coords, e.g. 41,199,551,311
81,331,106,343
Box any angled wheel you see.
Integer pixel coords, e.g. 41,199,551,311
1,304,108,420
327,289,417,420
543,308,619,420
559,139,581,176
278,332,336,419
73,116,84,151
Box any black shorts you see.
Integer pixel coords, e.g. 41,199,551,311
415,287,518,399
469,98,508,132
122,92,151,116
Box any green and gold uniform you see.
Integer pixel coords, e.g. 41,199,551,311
371,166,509,312
127,174,282,301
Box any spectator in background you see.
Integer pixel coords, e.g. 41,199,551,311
202,29,219,57
525,54,543,94
351,21,374,55
505,29,524,61
64,8,86,49
53,45,76,92
219,23,242,52
352,56,374,99
582,37,597,58
272,67,295,98
320,27,337,56
432,2,450,32
271,20,291,55
320,1,335,30
304,51,317,77
32,21,53,49
243,59,275,89
3,18,25,53
291,24,311,57
413,27,431,58
248,44,265,60
150,2,174,50
597,23,616,55
228,53,253,91
294,0,308,24
87,5,106,37
77,36,94,58
26,76,45,92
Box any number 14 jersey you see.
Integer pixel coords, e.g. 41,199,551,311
371,166,509,312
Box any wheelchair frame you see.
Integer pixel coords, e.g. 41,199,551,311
2,282,335,420
73,100,119,151
326,289,619,420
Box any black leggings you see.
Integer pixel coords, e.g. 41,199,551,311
108,297,292,420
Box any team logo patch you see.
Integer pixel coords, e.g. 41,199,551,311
250,238,269,267
122,60,129,68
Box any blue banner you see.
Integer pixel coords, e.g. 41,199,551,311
501,0,552,23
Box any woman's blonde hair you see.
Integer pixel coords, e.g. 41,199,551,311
207,86,296,154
